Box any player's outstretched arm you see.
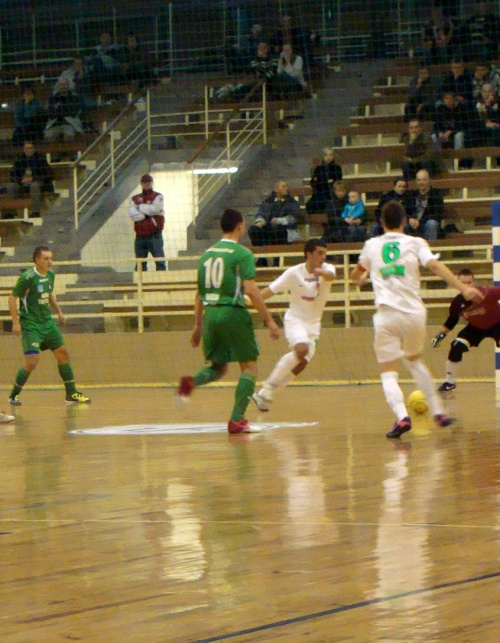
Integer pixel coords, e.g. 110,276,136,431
190,292,203,348
244,279,280,340
427,259,483,302
8,294,21,336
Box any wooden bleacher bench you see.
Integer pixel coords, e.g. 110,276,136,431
350,114,406,126
0,196,34,220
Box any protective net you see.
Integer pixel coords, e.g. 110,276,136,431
0,1,497,389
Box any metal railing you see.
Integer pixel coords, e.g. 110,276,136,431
0,243,492,333
72,83,267,228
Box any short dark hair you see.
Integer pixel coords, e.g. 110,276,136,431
304,238,327,257
381,200,405,230
392,176,407,186
33,245,51,262
458,268,474,278
220,208,243,232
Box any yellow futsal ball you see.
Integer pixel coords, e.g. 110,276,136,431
407,390,428,415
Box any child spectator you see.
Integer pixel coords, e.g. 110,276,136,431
341,190,367,242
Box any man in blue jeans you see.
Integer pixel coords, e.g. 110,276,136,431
128,173,166,271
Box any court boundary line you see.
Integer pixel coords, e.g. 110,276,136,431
188,570,500,643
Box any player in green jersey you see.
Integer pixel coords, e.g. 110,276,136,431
8,246,90,406
176,208,280,434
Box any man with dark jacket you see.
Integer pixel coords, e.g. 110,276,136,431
401,119,438,180
248,180,300,266
128,173,166,271
408,169,445,240
5,141,53,218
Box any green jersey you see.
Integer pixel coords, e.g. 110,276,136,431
198,239,256,307
12,267,55,328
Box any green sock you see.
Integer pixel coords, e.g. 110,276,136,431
58,363,77,395
10,367,30,398
230,373,257,422
193,366,223,387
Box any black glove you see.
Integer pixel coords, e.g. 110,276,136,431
431,331,446,348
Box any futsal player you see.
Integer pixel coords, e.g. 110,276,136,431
8,246,91,406
176,208,280,434
432,268,500,392
350,201,482,438
252,238,336,411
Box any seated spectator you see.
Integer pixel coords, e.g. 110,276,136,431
464,0,500,62
54,57,96,109
422,5,455,64
306,148,343,214
276,44,308,96
88,31,121,85
322,180,349,243
407,169,444,240
440,59,474,105
472,61,500,101
247,24,264,60
248,179,301,266
5,141,53,219
432,91,474,168
473,83,500,148
44,78,83,142
251,42,279,83
12,85,46,146
401,119,438,180
271,15,314,73
118,33,153,89
404,64,439,122
340,190,367,243
372,178,414,237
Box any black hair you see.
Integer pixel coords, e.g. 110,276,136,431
458,268,474,278
33,245,51,262
220,208,243,232
304,238,327,257
392,176,407,186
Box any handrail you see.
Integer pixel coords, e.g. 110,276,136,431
186,80,264,165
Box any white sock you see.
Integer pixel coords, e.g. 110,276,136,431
260,351,300,400
404,358,444,416
380,371,408,421
445,360,459,384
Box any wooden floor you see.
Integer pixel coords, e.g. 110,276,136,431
1,383,500,642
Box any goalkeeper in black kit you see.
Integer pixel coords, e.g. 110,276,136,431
432,268,500,392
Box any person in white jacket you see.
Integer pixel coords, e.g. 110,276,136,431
128,174,166,271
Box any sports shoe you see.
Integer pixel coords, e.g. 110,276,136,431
0,411,15,423
176,376,195,404
434,414,454,427
386,417,412,438
252,392,271,412
9,395,21,406
66,392,91,404
228,418,262,434
438,381,456,392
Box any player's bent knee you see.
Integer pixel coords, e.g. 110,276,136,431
449,339,468,362
214,363,228,377
294,343,309,361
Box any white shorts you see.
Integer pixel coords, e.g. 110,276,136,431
373,306,426,364
284,316,319,361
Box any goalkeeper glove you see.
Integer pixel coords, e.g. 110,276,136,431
431,331,447,348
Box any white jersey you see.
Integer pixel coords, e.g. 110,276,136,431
269,262,336,325
358,232,438,316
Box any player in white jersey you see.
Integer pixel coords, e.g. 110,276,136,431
252,239,336,411
351,201,482,438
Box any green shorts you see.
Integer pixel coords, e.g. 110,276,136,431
203,305,259,365
21,321,65,355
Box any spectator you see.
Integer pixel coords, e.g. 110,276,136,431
118,33,153,89
432,91,469,152
88,31,121,85
401,119,438,180
473,83,500,148
472,61,500,101
128,174,166,271
372,178,415,237
247,24,264,60
54,57,96,109
276,44,308,95
404,65,439,122
248,180,301,265
5,141,53,218
306,148,342,214
408,169,444,240
250,42,279,83
440,59,474,105
271,15,314,73
12,85,46,146
464,0,500,62
322,180,349,243
422,5,455,64
44,78,83,142
340,190,367,243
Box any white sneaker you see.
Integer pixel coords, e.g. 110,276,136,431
0,412,14,423
252,392,271,412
